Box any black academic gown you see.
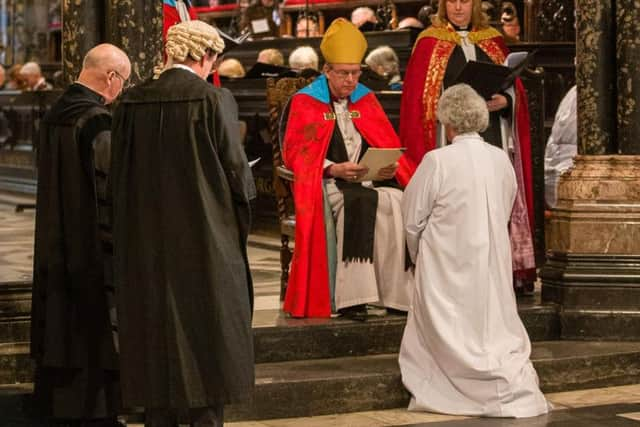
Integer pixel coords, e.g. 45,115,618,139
111,68,256,411
31,83,119,420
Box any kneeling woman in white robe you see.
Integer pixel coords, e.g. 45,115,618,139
399,84,550,418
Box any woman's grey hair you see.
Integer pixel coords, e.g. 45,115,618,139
288,46,319,71
437,84,489,134
365,45,400,78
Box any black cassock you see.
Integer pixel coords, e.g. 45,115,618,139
111,68,256,410
31,83,119,420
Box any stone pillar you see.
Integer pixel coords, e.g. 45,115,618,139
575,0,616,155
542,0,640,340
106,0,163,85
616,0,640,154
61,0,105,84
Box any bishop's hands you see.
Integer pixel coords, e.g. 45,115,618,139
327,162,369,181
376,162,398,181
326,161,398,181
487,94,508,112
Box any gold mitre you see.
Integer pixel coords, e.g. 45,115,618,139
320,18,368,64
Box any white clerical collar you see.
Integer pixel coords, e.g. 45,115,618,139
172,64,197,75
452,132,481,144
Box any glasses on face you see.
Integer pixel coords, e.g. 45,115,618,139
330,68,362,80
111,70,132,90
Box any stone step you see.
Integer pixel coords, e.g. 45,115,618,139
0,301,560,363
0,342,32,385
3,341,640,422
226,340,640,421
252,300,559,363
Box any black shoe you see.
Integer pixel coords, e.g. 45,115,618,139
338,304,368,321
386,307,407,316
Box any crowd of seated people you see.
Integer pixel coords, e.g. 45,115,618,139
0,62,53,92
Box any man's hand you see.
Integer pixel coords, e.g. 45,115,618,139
327,162,369,181
487,94,508,112
375,162,398,181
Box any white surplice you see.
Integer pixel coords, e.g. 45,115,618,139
399,133,549,418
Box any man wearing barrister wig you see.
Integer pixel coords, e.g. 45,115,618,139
399,0,536,294
111,20,255,427
281,18,417,319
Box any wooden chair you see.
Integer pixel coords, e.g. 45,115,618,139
266,76,313,300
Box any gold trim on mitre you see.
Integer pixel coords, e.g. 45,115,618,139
320,18,368,64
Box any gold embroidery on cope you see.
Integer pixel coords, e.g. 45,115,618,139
422,40,455,143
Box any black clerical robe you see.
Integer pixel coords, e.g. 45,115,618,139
31,83,119,420
111,68,256,410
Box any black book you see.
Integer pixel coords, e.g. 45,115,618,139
217,29,250,56
453,50,536,100
244,62,298,79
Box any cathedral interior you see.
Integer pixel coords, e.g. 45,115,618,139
0,0,639,426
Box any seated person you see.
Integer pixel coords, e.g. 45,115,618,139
501,1,521,43
544,85,577,208
288,46,319,72
257,47,285,66
5,64,25,90
281,18,416,319
296,15,321,37
400,83,550,418
351,6,378,32
241,0,282,39
365,45,402,90
20,62,53,91
396,17,424,30
218,58,246,78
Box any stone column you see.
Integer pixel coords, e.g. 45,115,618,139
541,0,640,340
106,0,163,85
575,0,616,155
61,0,105,84
616,0,640,154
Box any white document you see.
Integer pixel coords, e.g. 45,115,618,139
251,18,270,34
505,51,528,68
357,148,406,181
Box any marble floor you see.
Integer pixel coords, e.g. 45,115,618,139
1,384,638,426
0,191,284,317
221,385,640,427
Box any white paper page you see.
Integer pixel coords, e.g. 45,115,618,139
357,148,405,182
251,18,270,34
505,51,528,68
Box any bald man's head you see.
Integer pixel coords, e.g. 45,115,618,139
78,43,131,104
83,44,131,75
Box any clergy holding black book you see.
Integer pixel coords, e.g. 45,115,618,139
399,0,537,294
